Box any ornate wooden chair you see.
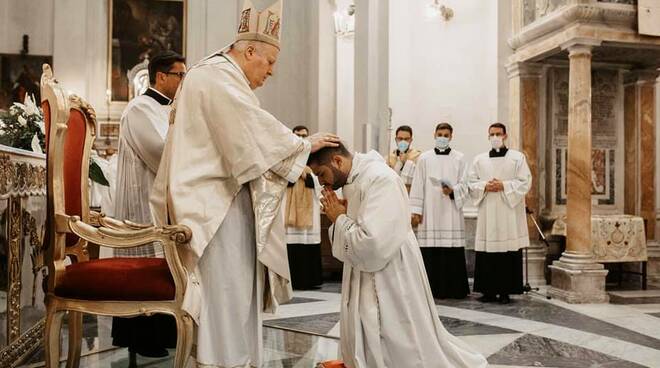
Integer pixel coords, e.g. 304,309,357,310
40,64,193,368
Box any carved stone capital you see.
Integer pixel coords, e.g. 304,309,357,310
506,62,545,79
624,68,660,85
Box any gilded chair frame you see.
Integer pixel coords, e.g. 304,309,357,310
40,64,193,368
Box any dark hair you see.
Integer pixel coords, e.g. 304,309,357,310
292,125,309,133
395,125,413,137
307,142,351,166
148,51,186,85
435,122,453,133
488,122,507,134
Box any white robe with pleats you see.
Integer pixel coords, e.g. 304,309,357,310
330,151,487,368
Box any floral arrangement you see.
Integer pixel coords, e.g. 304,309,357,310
0,94,109,186
0,94,46,153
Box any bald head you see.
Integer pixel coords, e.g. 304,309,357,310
227,40,279,90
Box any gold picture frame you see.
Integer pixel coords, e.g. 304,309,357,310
107,0,187,102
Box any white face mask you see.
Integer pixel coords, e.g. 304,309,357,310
435,136,450,150
397,140,410,152
490,136,504,149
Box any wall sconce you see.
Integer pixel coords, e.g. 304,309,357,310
334,3,355,38
428,0,454,21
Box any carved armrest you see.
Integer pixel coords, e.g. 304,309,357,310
90,211,153,231
68,215,190,250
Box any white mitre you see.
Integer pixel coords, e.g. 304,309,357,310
235,0,283,49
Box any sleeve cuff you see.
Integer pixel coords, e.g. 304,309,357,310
284,140,312,183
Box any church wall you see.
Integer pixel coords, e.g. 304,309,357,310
388,0,501,170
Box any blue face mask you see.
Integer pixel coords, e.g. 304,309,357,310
435,136,450,150
397,140,410,152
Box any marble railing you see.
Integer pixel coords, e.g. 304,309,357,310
0,144,47,367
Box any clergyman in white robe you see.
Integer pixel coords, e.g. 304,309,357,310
315,149,487,368
409,146,470,299
114,87,170,257
149,51,312,367
468,146,531,301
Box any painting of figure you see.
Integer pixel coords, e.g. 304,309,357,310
109,0,185,101
0,54,52,111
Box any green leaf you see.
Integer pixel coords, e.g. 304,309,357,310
89,160,110,186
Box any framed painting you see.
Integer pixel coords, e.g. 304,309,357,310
108,0,186,102
0,54,53,111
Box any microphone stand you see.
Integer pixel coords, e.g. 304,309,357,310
524,207,551,300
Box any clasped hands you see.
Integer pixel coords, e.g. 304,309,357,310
484,178,504,192
321,187,347,223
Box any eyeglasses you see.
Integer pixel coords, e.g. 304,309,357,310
164,71,186,78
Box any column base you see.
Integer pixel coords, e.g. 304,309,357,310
647,241,660,285
523,241,547,287
548,251,609,303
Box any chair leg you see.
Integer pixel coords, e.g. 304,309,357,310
173,313,194,368
66,311,83,368
45,308,66,368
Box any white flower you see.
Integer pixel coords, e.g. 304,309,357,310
17,115,27,127
24,94,41,116
37,120,46,134
31,134,42,154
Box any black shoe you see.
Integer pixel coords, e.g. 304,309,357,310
498,294,511,304
130,346,169,358
478,294,497,303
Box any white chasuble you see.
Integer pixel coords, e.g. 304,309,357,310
114,88,170,257
468,149,531,253
330,151,487,368
150,52,310,368
409,149,469,248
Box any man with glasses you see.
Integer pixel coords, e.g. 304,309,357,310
111,50,186,361
387,125,421,191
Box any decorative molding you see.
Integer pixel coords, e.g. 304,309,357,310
0,154,47,198
7,197,22,344
0,319,45,368
510,3,637,50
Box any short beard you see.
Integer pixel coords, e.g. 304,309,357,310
330,165,347,190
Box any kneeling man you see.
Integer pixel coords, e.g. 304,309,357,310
308,143,486,368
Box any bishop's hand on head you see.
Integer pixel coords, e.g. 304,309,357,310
308,133,341,153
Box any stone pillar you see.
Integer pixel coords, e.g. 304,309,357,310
623,70,659,238
548,43,609,303
354,0,389,153
624,69,660,284
508,62,547,286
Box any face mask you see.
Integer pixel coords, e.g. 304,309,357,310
435,137,450,150
397,140,410,152
490,136,504,149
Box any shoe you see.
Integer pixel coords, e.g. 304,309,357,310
130,346,169,358
498,294,511,304
478,294,497,303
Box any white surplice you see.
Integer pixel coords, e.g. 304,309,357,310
114,88,170,257
409,149,469,248
467,149,531,252
330,151,487,368
149,51,310,368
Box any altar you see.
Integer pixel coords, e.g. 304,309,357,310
551,215,648,263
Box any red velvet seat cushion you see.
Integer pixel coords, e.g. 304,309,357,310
55,258,175,301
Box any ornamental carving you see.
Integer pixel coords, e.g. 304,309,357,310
0,154,47,197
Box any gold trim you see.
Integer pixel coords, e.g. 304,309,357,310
0,154,46,198
7,197,23,343
106,0,188,103
0,319,45,368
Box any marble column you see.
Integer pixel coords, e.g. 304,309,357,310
624,69,660,283
354,0,389,153
548,43,609,303
508,62,547,286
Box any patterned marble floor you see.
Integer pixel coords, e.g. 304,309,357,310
19,283,660,368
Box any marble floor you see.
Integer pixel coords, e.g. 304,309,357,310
19,283,660,368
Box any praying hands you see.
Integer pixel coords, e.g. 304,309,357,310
321,187,347,223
